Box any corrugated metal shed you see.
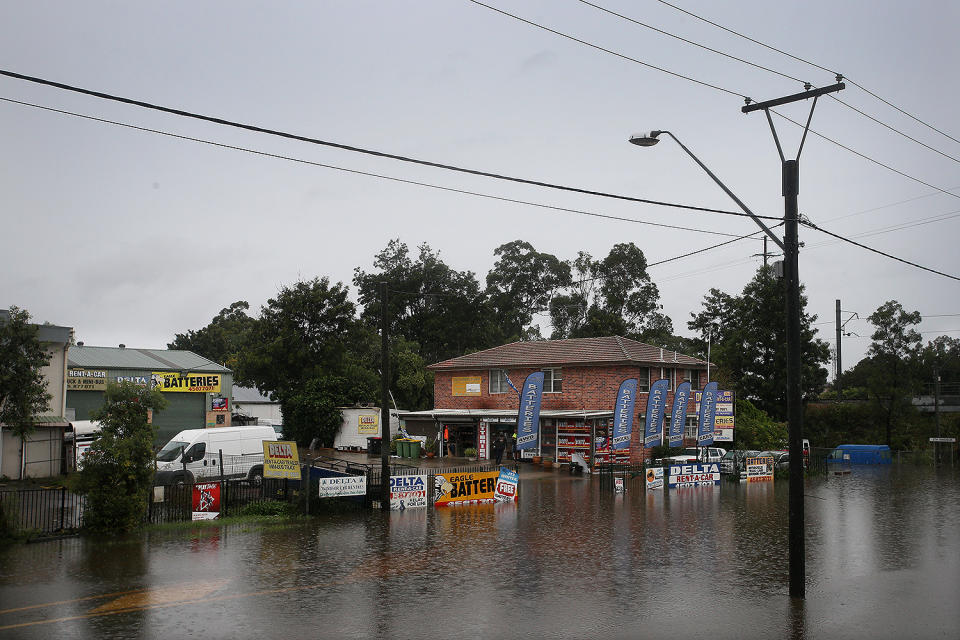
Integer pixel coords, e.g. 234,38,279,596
68,345,229,372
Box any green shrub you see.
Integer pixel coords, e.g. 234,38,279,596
238,500,298,517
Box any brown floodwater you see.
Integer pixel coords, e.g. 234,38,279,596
0,464,958,639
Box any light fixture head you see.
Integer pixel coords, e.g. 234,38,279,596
628,131,663,147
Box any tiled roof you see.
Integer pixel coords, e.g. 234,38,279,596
427,336,707,370
68,345,230,372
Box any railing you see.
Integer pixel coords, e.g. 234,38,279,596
0,487,84,538
146,478,296,524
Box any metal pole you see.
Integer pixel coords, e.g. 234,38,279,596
380,281,391,510
835,300,842,400
783,159,805,599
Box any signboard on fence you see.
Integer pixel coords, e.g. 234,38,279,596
192,482,221,520
434,469,516,506
668,463,721,488
495,467,519,503
645,466,664,490
390,474,428,510
263,441,301,479
317,473,367,498
746,456,774,482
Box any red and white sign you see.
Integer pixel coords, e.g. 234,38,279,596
192,482,221,520
478,421,488,459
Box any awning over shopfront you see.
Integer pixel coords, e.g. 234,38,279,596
398,409,613,422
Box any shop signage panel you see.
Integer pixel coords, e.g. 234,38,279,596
390,474,428,510
434,470,500,506
478,421,488,459
151,371,221,393
451,376,482,396
746,456,774,482
192,482,221,520
67,368,108,391
263,440,301,479
645,466,664,490
696,390,734,404
211,397,229,411
358,414,379,434
495,467,519,503
317,473,367,498
668,463,720,488
715,402,734,417
713,428,734,442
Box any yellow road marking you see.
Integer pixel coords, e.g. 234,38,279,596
90,579,230,613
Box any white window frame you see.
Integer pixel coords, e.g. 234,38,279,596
542,368,562,393
637,367,650,393
489,369,509,394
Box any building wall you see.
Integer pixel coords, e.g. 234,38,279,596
41,342,69,417
1,427,63,479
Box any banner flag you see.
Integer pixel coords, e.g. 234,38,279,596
697,381,719,446
611,378,638,450
516,371,544,450
644,379,670,448
669,381,692,448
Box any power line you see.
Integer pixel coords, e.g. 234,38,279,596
464,0,749,99
0,95,763,241
0,69,779,222
801,219,960,282
654,0,960,147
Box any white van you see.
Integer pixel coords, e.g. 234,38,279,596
64,420,102,470
154,426,278,485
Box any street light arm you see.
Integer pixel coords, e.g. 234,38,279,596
658,131,786,252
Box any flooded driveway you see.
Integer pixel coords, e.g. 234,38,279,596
1,465,958,639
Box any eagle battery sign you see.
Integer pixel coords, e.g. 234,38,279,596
151,371,222,393
263,441,301,479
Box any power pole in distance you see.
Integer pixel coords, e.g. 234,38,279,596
380,282,391,510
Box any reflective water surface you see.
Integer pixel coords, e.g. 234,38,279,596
1,465,958,639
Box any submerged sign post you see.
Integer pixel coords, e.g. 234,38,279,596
668,463,720,488
390,474,428,510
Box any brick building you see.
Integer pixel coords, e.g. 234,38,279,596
399,336,710,464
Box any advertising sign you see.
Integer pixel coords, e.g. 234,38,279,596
192,482,221,520
668,463,721,488
715,402,734,417
645,466,664,490
696,390,734,405
614,477,625,493
644,379,670,448
263,441,301,479
357,414,379,434
697,382,719,446
746,456,774,482
611,378,638,450
151,372,221,393
668,381,692,448
206,411,230,428
452,376,482,396
211,397,229,412
67,368,108,391
434,470,500,506
516,372,544,450
390,474,428,510
478,420,488,459
495,467,519,503
317,473,367,497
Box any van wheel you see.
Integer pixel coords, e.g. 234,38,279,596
248,467,263,486
175,472,194,485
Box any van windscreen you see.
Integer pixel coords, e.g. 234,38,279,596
157,440,189,462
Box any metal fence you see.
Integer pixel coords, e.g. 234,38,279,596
0,487,84,537
146,478,296,524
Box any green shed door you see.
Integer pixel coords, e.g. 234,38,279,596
152,394,206,446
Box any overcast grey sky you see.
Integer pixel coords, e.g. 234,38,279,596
2,1,958,374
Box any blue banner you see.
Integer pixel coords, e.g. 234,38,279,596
644,379,670,448
697,381,719,446
669,381,692,448
611,378,638,450
516,371,544,450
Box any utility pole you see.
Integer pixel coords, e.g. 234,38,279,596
743,80,845,600
835,300,842,400
380,281,391,510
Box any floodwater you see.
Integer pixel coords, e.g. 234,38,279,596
1,465,958,639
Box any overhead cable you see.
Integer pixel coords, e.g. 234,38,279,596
0,69,774,221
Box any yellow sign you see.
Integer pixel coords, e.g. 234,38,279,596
151,372,222,393
715,415,735,427
452,376,482,397
433,470,499,506
746,456,774,482
263,440,301,479
67,368,108,391
358,414,379,434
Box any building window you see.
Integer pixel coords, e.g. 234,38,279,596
660,367,673,390
684,417,698,439
542,368,562,393
682,368,702,391
637,367,650,393
489,369,509,394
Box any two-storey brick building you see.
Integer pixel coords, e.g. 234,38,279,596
399,336,710,464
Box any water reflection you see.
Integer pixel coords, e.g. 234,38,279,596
0,466,957,639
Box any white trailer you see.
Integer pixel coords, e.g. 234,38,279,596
333,406,400,451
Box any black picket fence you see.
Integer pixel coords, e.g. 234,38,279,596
0,487,84,537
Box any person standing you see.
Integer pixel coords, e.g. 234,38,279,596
493,434,506,466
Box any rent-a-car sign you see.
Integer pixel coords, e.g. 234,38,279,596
668,463,721,488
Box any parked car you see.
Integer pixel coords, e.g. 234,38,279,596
659,447,726,466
